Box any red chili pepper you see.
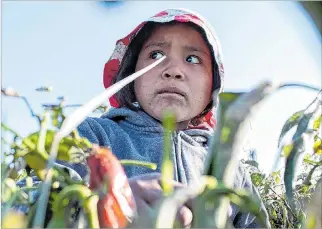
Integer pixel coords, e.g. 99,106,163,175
87,145,136,228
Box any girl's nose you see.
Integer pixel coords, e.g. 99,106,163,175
161,65,185,80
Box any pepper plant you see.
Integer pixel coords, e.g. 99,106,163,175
1,79,321,228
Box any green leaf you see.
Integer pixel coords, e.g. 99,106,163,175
312,115,321,130
1,162,8,182
204,92,242,177
304,181,321,229
1,210,27,228
243,160,259,169
272,210,278,219
284,138,304,206
282,205,288,227
278,110,304,147
306,215,317,229
219,92,244,107
298,184,310,194
1,178,17,203
251,173,265,186
220,126,231,143
15,169,27,182
230,190,263,213
264,184,270,194
51,107,64,129
23,151,49,171
201,82,280,229
298,210,307,224
24,130,87,162
1,178,18,219
284,99,321,205
40,184,94,228
46,210,66,228
206,81,278,185
303,158,322,166
270,171,281,184
195,185,268,228
313,139,322,155
281,144,294,157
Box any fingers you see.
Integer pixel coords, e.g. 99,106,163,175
131,175,188,205
156,176,186,188
136,178,160,190
129,173,194,228
182,198,193,211
131,172,162,181
141,188,163,204
129,174,164,208
176,206,193,228
134,196,151,214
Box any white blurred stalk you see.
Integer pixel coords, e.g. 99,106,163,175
33,56,166,228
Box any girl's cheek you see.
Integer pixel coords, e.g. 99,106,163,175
136,59,154,72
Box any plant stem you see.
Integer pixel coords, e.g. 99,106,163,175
63,104,82,108
37,112,49,154
83,195,100,228
1,123,22,138
268,185,297,219
120,160,157,170
303,163,322,185
1,192,18,219
280,83,321,92
161,111,175,195
20,96,41,126
20,187,39,191
32,135,62,228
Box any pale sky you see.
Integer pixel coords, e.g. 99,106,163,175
2,1,321,173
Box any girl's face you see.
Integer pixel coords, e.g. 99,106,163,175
134,23,213,129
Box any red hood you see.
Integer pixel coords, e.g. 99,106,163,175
103,8,225,130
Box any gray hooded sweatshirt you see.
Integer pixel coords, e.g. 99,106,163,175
14,107,270,228
73,107,270,228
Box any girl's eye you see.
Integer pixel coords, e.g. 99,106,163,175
150,51,164,60
186,55,200,64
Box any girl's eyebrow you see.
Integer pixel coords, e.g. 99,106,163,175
143,41,169,50
143,41,209,56
183,45,209,56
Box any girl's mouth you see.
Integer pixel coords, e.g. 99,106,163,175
156,87,187,98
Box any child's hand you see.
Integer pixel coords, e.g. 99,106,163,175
129,173,193,228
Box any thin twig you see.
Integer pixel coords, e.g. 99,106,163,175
268,186,297,219
20,96,42,126
63,104,82,108
279,83,321,92
303,163,322,185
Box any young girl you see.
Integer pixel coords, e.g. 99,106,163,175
73,8,269,228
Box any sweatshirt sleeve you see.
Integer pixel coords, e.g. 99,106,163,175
230,163,271,228
77,117,102,145
48,117,114,182
77,117,114,147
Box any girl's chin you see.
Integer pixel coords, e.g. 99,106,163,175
151,108,192,123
